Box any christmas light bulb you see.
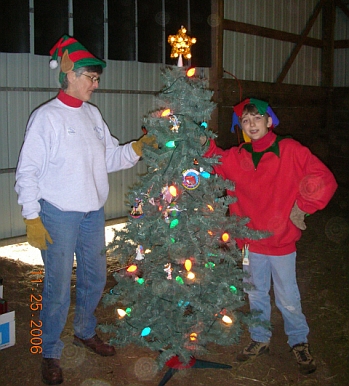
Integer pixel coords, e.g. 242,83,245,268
184,259,192,271
117,309,127,318
189,332,197,341
222,232,230,242
186,68,196,77
187,272,195,280
169,185,177,196
126,264,137,273
207,204,214,211
222,315,233,325
170,218,179,228
141,327,151,337
165,140,176,148
230,285,237,294
176,276,184,285
161,109,171,117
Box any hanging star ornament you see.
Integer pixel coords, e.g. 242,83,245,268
168,26,196,65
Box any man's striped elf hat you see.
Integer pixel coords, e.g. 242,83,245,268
49,35,106,82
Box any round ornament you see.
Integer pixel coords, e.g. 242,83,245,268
182,169,200,190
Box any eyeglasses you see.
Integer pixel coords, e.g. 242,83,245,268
81,73,100,84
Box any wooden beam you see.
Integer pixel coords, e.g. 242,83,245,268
209,0,224,132
222,19,323,48
336,0,349,19
335,39,349,48
322,0,336,87
276,0,328,84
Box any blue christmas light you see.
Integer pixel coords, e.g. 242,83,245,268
141,327,151,337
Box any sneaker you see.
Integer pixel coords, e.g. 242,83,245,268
292,343,317,374
237,340,270,362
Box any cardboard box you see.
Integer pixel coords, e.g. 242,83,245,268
0,311,15,350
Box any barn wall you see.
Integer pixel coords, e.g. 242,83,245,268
0,54,163,240
212,0,349,188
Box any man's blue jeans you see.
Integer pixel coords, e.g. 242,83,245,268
244,251,309,347
39,199,106,359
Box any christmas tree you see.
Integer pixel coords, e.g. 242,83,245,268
100,64,267,371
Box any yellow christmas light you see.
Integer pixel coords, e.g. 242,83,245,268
184,259,192,271
168,26,196,60
222,315,234,325
117,309,127,318
169,185,178,196
161,109,171,117
187,272,195,280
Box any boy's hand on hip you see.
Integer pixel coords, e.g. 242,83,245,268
24,217,53,250
290,202,307,230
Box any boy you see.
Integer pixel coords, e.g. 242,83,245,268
204,98,337,374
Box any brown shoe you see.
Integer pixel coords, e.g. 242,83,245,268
73,334,116,356
41,358,63,385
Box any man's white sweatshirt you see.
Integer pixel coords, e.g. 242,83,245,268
15,97,139,219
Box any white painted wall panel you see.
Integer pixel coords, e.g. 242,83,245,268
0,52,162,240
223,0,323,86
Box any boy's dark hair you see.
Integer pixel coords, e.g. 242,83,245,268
241,104,270,122
242,103,269,117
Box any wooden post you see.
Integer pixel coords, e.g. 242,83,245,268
209,0,224,133
322,0,336,133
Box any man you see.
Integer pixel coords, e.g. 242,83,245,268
15,35,152,385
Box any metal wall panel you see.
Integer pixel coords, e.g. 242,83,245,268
334,6,349,87
224,0,322,38
0,52,163,240
223,0,323,86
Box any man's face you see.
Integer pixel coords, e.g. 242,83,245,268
66,71,100,102
240,112,272,141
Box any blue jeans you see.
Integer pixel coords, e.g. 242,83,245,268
39,200,107,359
244,251,309,347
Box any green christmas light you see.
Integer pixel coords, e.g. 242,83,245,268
205,262,215,268
126,307,132,315
170,218,179,228
165,140,176,148
137,278,145,284
230,285,237,294
175,276,184,284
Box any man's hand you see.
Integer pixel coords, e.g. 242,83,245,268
24,217,53,250
132,135,157,157
290,202,307,230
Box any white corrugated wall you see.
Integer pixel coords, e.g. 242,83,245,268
1,0,349,241
0,53,163,240
223,0,338,86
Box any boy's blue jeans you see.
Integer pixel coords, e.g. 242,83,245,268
243,251,309,347
39,199,106,359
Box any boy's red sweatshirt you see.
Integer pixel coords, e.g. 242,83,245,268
204,131,338,255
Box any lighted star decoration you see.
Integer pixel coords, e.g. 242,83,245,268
168,26,196,60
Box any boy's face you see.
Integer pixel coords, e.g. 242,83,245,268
240,112,272,141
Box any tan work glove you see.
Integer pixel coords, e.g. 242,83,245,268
24,217,53,250
290,202,307,230
132,135,157,157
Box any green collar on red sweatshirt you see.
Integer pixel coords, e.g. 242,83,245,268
240,135,289,169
